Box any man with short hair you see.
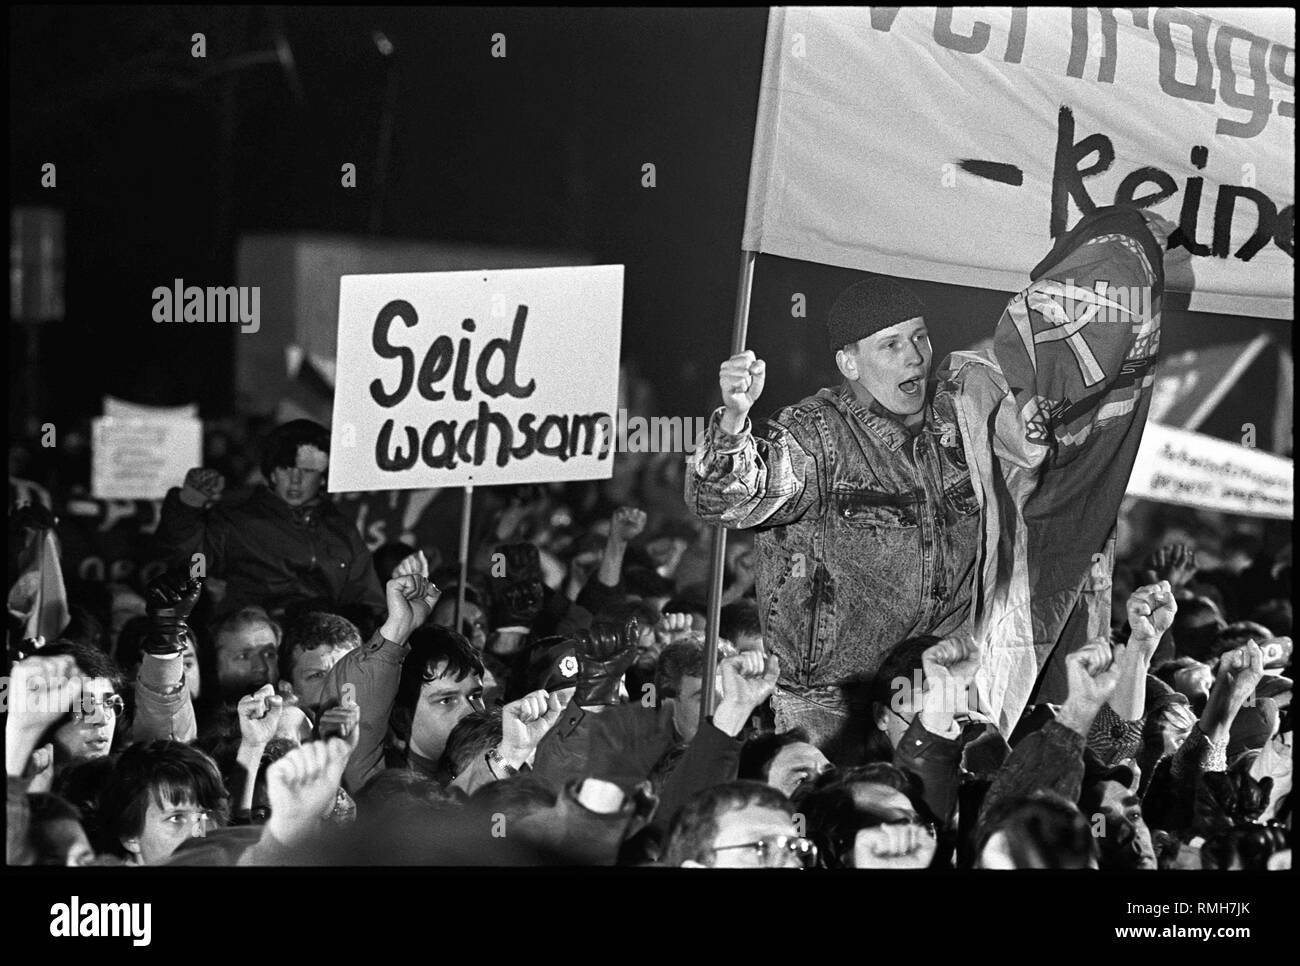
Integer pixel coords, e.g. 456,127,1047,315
688,207,1174,748
688,277,977,753
655,637,711,744
319,575,562,796
663,780,812,869
278,611,362,712
440,709,504,784
212,606,282,702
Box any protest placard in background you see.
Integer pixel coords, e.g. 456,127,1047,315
1127,422,1293,519
104,396,199,419
329,265,623,492
91,416,203,501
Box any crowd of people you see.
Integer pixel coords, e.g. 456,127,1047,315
6,414,1292,870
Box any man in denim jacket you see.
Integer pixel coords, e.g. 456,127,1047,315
686,277,980,759
687,207,1172,756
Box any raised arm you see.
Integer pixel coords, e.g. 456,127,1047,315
1144,641,1265,837
653,652,781,833
317,574,440,794
685,350,825,529
576,507,645,613
1118,581,1175,714
154,468,228,572
896,635,982,829
132,571,203,744
979,640,1123,830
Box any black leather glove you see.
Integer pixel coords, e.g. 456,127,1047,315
488,542,546,628
573,617,640,707
143,570,203,656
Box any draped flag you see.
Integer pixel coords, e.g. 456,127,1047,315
946,206,1164,729
7,504,70,643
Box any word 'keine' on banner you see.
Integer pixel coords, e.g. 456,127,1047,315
1127,422,1293,519
329,265,624,492
743,7,1294,319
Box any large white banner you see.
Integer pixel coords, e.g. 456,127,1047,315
744,7,1294,319
329,266,623,492
1128,422,1293,518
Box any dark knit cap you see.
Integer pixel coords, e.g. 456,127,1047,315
826,276,926,350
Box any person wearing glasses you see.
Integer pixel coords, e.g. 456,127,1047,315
663,780,816,869
29,640,126,763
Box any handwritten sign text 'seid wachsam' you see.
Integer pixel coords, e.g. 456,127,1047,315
92,416,203,501
329,265,624,492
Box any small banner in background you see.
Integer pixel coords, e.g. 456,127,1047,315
92,416,203,501
1128,422,1293,518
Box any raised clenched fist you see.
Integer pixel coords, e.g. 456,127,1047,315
719,351,766,429
263,737,354,849
1127,581,1176,652
610,507,647,543
922,635,981,683
1064,639,1122,710
499,689,565,767
653,612,693,650
238,684,285,748
392,549,429,579
1214,640,1265,717
718,651,780,712
180,468,226,508
1143,544,1197,590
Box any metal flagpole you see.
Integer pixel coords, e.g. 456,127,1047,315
701,249,757,721
456,485,473,627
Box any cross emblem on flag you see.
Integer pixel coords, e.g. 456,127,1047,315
1010,280,1127,389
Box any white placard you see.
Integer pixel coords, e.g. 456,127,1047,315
104,396,199,418
329,265,623,492
92,417,203,501
1128,423,1293,519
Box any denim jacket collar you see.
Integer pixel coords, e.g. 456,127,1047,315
823,383,924,452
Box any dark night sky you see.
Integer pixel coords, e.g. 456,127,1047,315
9,5,1290,450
